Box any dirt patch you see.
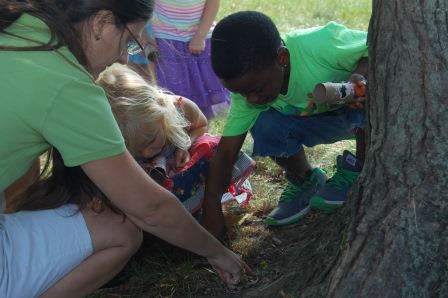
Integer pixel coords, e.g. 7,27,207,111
91,208,344,298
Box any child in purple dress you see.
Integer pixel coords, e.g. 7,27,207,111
151,0,230,119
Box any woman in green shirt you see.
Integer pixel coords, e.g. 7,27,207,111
0,1,247,297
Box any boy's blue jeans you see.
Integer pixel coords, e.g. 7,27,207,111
250,107,365,157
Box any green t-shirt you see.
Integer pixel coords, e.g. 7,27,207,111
223,21,368,137
0,14,126,191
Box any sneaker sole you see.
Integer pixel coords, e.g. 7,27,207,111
265,206,310,226
309,196,343,213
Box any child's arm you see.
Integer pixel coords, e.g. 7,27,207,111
169,95,208,168
182,97,208,143
202,134,247,239
171,95,208,143
189,0,220,54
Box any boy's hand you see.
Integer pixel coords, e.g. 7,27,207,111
346,73,367,109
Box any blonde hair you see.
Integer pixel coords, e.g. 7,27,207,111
96,63,191,157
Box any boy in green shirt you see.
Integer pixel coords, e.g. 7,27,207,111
202,11,368,236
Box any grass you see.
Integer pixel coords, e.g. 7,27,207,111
218,0,371,32
91,1,371,297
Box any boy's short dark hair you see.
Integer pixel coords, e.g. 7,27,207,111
211,11,281,81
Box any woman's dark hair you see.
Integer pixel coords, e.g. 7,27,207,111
15,149,120,214
211,11,281,81
0,0,154,66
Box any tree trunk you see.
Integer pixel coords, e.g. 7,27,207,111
325,1,448,296
244,1,448,297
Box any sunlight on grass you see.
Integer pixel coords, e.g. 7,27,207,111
218,0,371,32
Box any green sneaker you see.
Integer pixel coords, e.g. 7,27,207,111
265,168,327,226
310,151,362,212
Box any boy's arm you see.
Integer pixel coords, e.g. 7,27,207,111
201,133,247,239
168,95,208,168
189,0,220,54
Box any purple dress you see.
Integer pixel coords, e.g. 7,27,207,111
154,38,230,119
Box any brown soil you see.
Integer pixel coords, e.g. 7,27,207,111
92,209,343,298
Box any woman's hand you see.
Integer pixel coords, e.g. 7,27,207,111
82,151,252,285
207,246,252,285
189,34,206,54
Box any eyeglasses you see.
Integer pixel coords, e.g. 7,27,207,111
125,25,159,62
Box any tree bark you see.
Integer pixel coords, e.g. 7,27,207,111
324,1,448,296
244,1,448,297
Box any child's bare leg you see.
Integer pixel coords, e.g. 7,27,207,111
272,148,313,181
41,207,142,297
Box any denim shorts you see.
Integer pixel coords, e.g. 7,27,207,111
250,107,365,157
0,205,93,297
